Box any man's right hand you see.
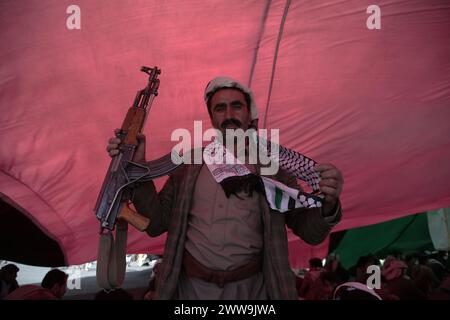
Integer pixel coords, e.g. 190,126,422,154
106,128,147,163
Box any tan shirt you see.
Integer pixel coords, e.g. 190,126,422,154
178,165,267,299
184,164,263,271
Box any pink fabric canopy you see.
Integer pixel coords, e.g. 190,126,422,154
1,0,449,267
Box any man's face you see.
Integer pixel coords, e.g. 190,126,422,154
209,88,251,137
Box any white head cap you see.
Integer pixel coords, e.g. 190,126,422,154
204,76,259,122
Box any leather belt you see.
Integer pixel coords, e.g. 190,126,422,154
182,250,262,288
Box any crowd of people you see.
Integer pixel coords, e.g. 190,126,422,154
2,250,448,300
0,265,68,300
0,259,163,300
294,251,450,300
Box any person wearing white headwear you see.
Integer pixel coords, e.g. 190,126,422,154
106,76,344,299
203,76,260,131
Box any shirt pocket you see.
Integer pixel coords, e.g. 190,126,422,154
226,196,263,249
232,195,261,216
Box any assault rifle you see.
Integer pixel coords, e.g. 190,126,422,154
94,66,181,289
94,66,181,233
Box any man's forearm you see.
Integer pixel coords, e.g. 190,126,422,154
132,180,170,237
285,200,342,245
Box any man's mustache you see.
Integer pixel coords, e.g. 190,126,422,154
221,118,242,129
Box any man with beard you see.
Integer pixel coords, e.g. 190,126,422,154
106,77,344,299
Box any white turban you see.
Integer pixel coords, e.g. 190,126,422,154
204,76,259,121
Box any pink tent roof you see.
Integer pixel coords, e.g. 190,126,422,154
1,0,449,267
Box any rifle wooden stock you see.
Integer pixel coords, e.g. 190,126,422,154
116,106,149,232
121,107,146,145
118,203,150,232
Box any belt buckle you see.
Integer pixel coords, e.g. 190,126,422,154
215,271,226,288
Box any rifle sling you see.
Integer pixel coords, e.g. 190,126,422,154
96,220,128,289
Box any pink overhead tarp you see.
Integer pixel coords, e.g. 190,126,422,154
1,0,449,266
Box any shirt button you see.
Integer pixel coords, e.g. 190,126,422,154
218,204,224,208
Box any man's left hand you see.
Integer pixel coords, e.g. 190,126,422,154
314,163,344,216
